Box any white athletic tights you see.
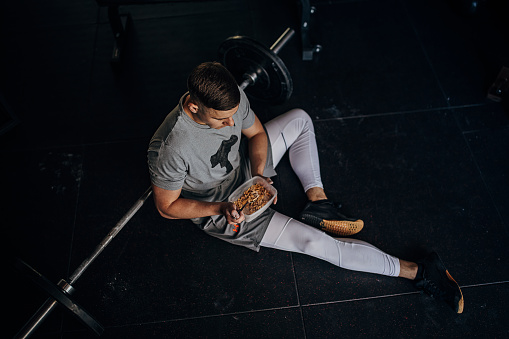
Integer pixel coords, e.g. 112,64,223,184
261,109,400,277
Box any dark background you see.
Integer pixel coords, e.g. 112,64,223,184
2,0,508,337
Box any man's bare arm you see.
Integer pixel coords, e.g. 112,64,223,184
152,184,244,223
242,115,268,177
241,114,278,204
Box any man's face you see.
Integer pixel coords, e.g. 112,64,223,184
196,105,239,130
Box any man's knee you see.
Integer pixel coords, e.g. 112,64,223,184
296,231,327,255
285,108,314,133
286,108,311,123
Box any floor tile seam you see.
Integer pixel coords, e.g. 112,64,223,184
462,124,509,136
298,281,509,310
103,304,304,329
289,253,308,339
299,290,420,309
37,282,509,332
398,0,451,108
311,103,486,123
65,145,86,280
461,280,509,289
459,127,509,237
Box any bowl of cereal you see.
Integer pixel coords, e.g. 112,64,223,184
228,176,277,222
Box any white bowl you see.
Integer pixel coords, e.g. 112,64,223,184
228,176,277,222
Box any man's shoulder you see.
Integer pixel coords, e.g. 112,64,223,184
150,107,187,144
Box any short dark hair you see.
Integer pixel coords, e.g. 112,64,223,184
187,62,240,111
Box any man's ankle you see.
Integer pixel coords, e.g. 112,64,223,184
399,260,419,280
306,187,327,202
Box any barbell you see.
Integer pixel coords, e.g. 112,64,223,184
219,27,295,104
14,27,296,338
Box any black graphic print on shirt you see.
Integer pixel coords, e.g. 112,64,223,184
210,135,238,174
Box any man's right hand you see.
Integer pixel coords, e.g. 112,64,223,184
221,201,245,225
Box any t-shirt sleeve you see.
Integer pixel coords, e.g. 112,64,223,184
147,140,186,191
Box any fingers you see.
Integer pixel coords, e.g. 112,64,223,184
227,206,245,224
221,202,245,225
234,210,245,223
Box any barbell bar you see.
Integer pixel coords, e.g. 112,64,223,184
15,27,296,338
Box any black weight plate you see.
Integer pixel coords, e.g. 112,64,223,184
218,36,293,104
15,259,104,336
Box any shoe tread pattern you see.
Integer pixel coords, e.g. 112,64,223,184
301,214,363,236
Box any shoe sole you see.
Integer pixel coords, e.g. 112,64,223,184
445,269,464,314
301,214,364,236
430,252,465,314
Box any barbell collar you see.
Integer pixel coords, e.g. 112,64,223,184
57,279,75,294
241,72,258,90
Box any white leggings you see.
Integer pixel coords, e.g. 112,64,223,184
262,109,400,277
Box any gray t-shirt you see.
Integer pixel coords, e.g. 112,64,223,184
148,88,276,251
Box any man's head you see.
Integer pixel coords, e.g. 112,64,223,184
186,62,240,129
187,62,240,129
188,61,240,111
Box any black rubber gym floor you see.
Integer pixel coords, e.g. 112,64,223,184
3,0,509,337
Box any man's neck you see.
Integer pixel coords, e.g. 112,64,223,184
183,95,204,125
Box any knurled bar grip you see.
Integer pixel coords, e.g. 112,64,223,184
69,186,153,284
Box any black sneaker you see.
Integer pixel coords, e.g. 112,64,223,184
299,199,364,236
414,252,464,314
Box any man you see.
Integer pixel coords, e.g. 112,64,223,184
148,62,464,313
